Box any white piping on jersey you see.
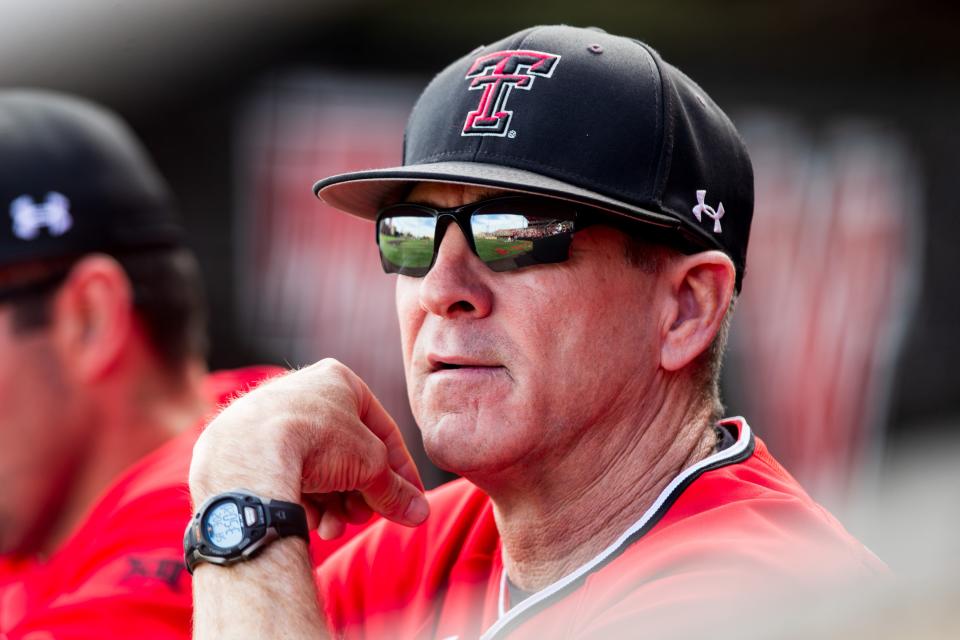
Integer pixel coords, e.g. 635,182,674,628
498,567,508,619
483,417,753,640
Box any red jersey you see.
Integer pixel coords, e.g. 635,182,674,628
318,417,885,640
0,367,282,640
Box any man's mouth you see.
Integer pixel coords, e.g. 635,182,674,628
435,363,499,370
427,355,503,373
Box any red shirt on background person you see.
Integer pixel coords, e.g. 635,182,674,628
0,368,281,639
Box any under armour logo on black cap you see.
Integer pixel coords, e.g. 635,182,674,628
10,192,73,240
692,190,724,233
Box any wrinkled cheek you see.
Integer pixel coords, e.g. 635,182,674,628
408,375,468,431
395,277,421,341
411,380,458,428
406,375,427,425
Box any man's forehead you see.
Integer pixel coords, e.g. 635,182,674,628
404,182,509,208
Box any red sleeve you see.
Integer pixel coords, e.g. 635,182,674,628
1,367,292,640
2,486,193,640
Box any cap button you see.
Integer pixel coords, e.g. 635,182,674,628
587,44,604,54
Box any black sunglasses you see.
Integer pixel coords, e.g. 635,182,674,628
375,195,697,277
377,195,647,277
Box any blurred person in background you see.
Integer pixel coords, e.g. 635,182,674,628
187,26,886,639
0,90,278,639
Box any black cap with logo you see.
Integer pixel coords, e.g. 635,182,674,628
313,25,754,289
0,90,184,270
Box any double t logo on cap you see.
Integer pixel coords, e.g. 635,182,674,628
462,50,561,138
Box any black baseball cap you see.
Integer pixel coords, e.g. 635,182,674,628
0,90,184,270
313,25,754,290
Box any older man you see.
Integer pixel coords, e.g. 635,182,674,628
0,91,281,639
188,26,883,639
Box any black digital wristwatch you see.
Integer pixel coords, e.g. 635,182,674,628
183,490,309,574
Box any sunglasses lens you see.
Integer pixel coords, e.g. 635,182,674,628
471,200,576,272
377,198,580,276
378,214,436,275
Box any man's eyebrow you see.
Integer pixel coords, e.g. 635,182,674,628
402,184,509,207
467,187,508,201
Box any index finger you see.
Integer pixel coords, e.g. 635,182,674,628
351,373,425,493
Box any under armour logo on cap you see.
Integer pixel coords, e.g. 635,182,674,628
10,192,73,240
692,189,724,233
462,49,561,137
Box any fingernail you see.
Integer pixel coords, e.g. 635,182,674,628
404,495,429,523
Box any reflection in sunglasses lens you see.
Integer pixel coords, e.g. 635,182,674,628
472,213,535,262
379,216,435,269
472,213,574,263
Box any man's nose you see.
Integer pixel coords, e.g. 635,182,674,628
418,222,493,319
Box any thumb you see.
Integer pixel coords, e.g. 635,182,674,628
361,466,430,527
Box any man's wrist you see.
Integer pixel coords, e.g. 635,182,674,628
189,415,304,506
191,533,327,638
191,533,310,574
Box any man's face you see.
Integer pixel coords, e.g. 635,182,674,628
0,301,82,554
396,183,669,479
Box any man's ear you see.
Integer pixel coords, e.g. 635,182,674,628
659,250,735,372
49,254,135,383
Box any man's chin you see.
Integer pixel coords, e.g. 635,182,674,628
419,412,477,465
419,413,526,478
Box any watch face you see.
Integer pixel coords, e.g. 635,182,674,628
204,501,244,549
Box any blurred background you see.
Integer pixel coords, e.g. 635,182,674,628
4,1,958,630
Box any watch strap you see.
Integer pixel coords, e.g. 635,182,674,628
184,521,203,574
265,498,309,541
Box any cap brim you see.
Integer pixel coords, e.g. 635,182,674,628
313,161,680,230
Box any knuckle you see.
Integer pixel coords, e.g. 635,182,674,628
320,455,367,493
314,357,346,377
309,432,386,493
366,438,389,470
311,358,363,400
376,479,408,514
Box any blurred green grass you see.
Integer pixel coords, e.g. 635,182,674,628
381,235,533,267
